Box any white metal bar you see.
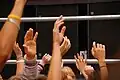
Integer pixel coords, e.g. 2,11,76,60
6,59,120,64
1,15,120,22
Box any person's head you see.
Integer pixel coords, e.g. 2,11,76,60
8,75,21,80
35,74,47,80
61,66,76,80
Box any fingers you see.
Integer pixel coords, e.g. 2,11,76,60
24,28,33,43
67,38,71,49
23,44,29,53
74,53,86,64
102,45,105,51
77,53,84,62
24,28,38,43
92,41,96,49
55,15,64,25
53,15,64,32
91,47,94,55
33,32,38,42
42,53,52,63
60,26,66,36
92,41,105,50
74,55,79,64
60,36,68,48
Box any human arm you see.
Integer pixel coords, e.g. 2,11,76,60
91,42,108,80
38,54,51,73
0,0,27,72
47,15,66,80
21,28,39,80
13,42,24,75
74,53,94,80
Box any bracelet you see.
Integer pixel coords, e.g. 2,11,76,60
17,56,23,61
16,60,24,63
8,14,21,21
7,18,20,30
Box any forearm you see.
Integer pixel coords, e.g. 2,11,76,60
16,61,24,75
0,0,26,71
16,56,24,75
48,42,61,80
99,61,108,80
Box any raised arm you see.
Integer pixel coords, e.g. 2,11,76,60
47,15,66,80
21,28,38,80
0,0,26,72
74,53,94,80
91,42,108,80
13,42,24,75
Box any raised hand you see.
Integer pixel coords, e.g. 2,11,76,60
42,53,51,65
13,42,23,60
60,36,71,56
91,42,108,80
74,53,94,80
74,53,86,73
23,28,38,60
91,42,105,61
84,65,94,77
53,15,66,45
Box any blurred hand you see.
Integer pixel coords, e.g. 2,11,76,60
60,36,71,56
23,28,38,60
84,65,94,77
74,53,86,73
53,15,66,45
91,42,105,61
42,53,51,65
74,53,94,80
13,42,23,59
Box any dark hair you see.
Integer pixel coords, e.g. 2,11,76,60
8,75,21,80
35,74,47,80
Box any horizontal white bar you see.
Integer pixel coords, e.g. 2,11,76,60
6,59,120,64
1,15,120,22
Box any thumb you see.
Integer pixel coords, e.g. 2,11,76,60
23,44,29,53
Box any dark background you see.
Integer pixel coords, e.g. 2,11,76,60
1,0,120,79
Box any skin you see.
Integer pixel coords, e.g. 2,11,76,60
13,42,24,75
91,42,108,80
74,53,94,80
47,15,66,80
0,0,26,72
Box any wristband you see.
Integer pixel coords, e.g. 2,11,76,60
8,14,21,21
7,18,20,30
17,56,23,61
16,60,24,63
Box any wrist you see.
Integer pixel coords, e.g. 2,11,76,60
15,0,26,4
98,60,106,67
40,60,46,67
53,42,60,45
82,71,88,80
16,55,23,61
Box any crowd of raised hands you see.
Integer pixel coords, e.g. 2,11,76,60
0,0,108,80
